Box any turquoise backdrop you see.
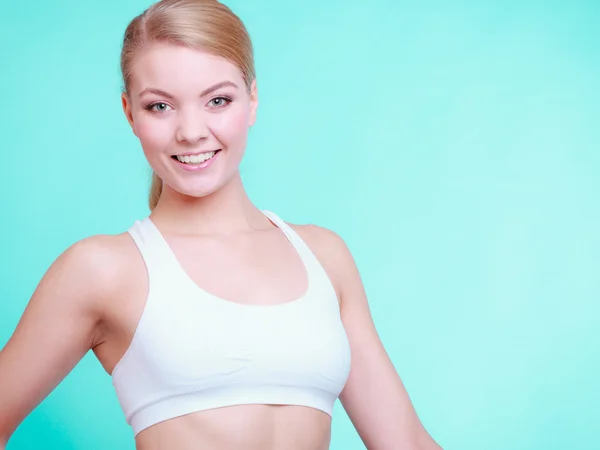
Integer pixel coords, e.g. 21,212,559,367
1,0,599,449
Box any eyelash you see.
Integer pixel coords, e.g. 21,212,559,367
145,96,233,113
208,96,233,108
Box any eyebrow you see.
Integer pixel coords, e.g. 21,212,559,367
138,81,239,99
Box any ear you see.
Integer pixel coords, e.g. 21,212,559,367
248,79,258,127
121,93,138,136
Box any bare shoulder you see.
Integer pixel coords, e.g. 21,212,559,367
290,223,351,257
15,230,142,356
65,232,132,265
59,232,135,285
289,222,359,299
47,232,138,313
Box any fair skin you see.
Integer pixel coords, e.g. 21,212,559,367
0,42,441,449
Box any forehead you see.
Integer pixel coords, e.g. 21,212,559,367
129,42,243,93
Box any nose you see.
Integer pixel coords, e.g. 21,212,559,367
175,109,209,144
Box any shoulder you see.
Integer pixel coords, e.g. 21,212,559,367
289,222,359,299
48,232,138,308
61,232,135,277
20,231,141,349
290,223,351,260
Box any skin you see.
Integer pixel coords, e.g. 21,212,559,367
0,42,442,449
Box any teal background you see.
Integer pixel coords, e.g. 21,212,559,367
1,0,599,449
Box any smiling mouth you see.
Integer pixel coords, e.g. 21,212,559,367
171,150,221,165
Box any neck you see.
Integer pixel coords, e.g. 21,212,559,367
149,172,268,236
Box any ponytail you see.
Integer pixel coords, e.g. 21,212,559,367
149,171,162,211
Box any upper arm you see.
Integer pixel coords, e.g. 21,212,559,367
299,224,441,450
0,235,115,443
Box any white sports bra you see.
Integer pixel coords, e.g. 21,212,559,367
110,210,352,436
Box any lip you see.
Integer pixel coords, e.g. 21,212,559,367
172,149,221,171
173,149,220,157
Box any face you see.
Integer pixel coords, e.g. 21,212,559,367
122,42,258,199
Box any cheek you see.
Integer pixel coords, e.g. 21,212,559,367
135,116,173,154
211,108,250,146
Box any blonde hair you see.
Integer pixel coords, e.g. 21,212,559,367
120,0,256,210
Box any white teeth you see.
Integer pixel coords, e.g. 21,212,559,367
176,151,216,164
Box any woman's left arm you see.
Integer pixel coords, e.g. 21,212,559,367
315,227,442,450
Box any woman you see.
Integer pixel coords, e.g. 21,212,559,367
0,0,441,449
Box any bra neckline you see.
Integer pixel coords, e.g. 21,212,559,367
143,210,314,310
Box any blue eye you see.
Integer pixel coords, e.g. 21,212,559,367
147,102,172,112
208,96,232,108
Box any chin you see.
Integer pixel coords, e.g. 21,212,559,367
172,184,220,200
168,176,231,200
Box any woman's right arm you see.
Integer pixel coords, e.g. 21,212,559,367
0,235,115,446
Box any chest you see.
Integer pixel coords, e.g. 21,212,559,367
139,297,350,388
163,229,309,305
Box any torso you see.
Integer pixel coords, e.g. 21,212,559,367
91,216,344,449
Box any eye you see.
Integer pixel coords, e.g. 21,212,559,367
146,102,172,113
208,96,232,108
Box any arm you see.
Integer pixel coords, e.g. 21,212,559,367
0,236,112,444
319,228,441,449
